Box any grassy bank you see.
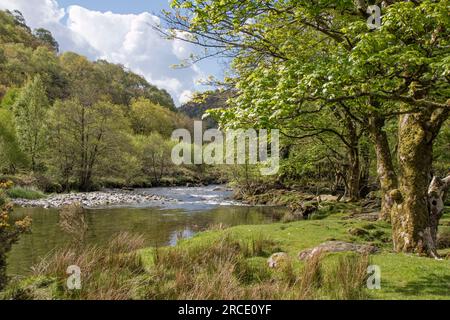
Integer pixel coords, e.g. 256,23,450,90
152,209,448,300
6,187,45,200
2,203,449,300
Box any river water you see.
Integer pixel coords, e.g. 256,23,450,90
7,185,285,276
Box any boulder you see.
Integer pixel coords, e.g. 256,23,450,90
298,241,379,260
289,201,318,219
267,252,289,268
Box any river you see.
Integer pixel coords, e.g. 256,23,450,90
7,185,285,276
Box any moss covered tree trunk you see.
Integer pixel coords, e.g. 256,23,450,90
368,115,397,221
391,108,449,257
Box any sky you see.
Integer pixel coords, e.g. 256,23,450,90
0,0,224,106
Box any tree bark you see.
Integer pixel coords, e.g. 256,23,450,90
426,175,450,257
359,139,371,197
391,109,448,256
344,112,361,201
368,115,397,221
347,147,360,201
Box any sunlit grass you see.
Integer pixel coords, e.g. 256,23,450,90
6,187,45,200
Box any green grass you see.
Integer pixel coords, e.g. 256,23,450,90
6,187,45,200
140,206,450,300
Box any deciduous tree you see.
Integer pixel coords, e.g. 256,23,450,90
12,75,49,171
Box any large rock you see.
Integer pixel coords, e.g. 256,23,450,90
267,252,289,268
288,201,318,219
298,241,379,260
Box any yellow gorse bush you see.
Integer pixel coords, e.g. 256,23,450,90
0,180,14,190
0,180,31,233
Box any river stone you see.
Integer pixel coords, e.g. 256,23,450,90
298,241,379,260
317,194,339,202
12,190,176,208
267,252,289,268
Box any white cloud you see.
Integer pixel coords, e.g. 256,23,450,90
171,31,196,60
0,0,64,26
179,90,194,105
0,0,210,106
152,77,182,94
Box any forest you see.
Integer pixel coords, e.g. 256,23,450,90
0,9,212,192
0,0,449,301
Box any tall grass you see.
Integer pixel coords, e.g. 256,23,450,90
6,231,371,300
148,234,274,299
31,232,146,300
325,253,370,300
6,187,45,199
295,252,324,299
58,204,88,245
145,234,370,300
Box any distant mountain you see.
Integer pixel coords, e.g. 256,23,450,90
179,90,231,128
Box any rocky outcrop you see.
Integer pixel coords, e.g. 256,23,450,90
289,201,319,219
298,241,379,260
12,190,176,208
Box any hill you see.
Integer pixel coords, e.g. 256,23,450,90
179,90,231,128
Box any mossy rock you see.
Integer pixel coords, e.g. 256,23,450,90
348,227,370,237
1,276,57,300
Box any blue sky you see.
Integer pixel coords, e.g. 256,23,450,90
0,0,224,105
57,0,170,15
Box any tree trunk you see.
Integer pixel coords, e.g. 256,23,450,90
368,115,397,221
344,111,361,202
347,147,360,201
390,111,447,256
359,140,371,198
426,175,450,257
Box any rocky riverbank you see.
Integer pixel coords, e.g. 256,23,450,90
234,187,381,221
12,190,176,208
